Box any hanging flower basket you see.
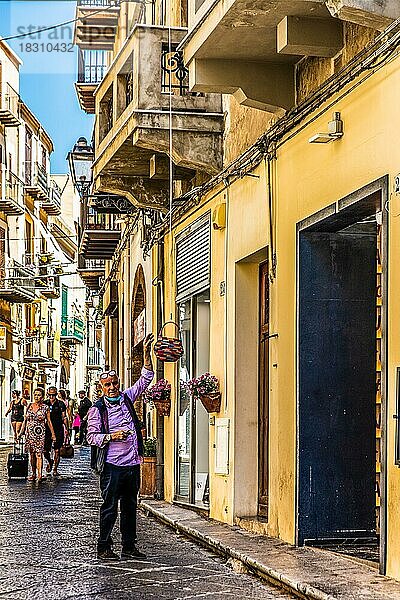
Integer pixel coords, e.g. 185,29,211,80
199,391,221,413
188,373,221,414
144,379,171,417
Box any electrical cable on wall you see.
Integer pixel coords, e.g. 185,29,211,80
0,0,152,42
167,17,173,321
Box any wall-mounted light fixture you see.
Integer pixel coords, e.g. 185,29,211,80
309,112,343,144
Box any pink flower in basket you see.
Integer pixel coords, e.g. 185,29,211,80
187,373,219,399
144,379,171,404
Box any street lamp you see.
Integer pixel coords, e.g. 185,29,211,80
67,137,94,199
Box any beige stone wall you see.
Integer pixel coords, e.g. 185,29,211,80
168,0,187,27
296,22,377,103
223,96,274,166
222,23,377,165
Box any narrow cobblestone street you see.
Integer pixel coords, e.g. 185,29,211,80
0,447,294,600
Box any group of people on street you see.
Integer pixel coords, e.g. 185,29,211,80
6,386,92,481
6,333,156,562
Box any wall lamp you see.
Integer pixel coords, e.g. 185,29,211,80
309,112,343,144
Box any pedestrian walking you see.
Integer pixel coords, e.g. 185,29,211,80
71,412,81,444
5,390,26,441
87,332,154,561
18,388,56,481
67,392,78,435
44,386,68,477
78,390,92,445
58,389,74,436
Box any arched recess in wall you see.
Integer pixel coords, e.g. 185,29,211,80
131,265,146,412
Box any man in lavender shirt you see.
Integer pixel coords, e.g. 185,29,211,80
87,333,154,561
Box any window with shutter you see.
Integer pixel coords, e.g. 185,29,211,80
176,214,210,302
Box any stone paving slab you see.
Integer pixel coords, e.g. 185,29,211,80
0,447,294,600
140,500,400,600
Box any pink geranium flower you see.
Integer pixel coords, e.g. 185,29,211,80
187,373,219,399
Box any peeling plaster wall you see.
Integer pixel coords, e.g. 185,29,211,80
223,96,274,166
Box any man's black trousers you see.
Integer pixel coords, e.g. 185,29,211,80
98,463,140,552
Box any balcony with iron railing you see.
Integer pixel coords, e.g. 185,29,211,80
79,208,121,259
76,49,110,113
24,332,41,362
61,315,85,344
0,82,20,127
24,162,49,199
0,167,25,215
0,259,36,303
87,345,103,369
93,25,224,210
40,179,62,215
24,331,59,367
36,274,61,300
74,0,121,51
77,256,106,291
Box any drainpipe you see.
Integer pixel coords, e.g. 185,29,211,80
155,239,165,499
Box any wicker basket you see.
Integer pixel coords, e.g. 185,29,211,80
199,392,221,413
154,321,184,363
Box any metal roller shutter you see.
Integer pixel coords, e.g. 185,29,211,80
176,215,210,302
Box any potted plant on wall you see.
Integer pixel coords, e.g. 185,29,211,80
188,373,221,413
143,379,171,416
140,437,157,498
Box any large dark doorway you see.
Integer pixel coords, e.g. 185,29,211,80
297,182,387,572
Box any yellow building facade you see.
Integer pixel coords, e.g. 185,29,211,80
156,15,400,579
76,0,400,581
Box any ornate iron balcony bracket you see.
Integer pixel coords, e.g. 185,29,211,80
161,49,189,95
90,194,136,214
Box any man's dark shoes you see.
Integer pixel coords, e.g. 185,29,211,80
97,548,120,560
121,546,147,560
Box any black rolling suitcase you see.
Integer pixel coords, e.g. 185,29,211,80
7,441,28,479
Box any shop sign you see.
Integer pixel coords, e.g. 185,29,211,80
133,309,146,347
0,326,6,350
23,366,35,381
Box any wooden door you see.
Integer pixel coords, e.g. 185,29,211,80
258,261,269,516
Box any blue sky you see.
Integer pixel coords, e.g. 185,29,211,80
0,0,93,173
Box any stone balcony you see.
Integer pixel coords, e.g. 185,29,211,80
0,260,36,303
93,24,224,210
40,179,62,215
181,0,398,112
79,209,121,259
76,48,111,114
74,0,120,51
24,162,50,200
0,83,20,127
0,168,25,216
77,257,105,291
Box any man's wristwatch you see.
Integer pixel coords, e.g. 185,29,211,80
104,433,112,443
